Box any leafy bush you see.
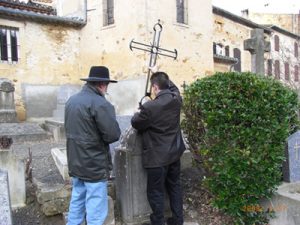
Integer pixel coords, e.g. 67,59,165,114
182,72,299,224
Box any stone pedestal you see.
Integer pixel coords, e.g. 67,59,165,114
0,78,17,123
115,128,150,224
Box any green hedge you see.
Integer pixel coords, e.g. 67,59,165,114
182,72,299,224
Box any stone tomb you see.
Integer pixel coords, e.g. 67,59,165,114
283,131,300,182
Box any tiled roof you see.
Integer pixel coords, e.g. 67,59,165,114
0,0,86,27
0,0,56,15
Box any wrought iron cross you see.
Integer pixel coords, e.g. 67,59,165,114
129,20,177,98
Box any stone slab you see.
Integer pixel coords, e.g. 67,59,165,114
0,169,12,225
22,84,58,120
52,84,80,120
51,147,69,181
283,131,300,182
0,122,50,142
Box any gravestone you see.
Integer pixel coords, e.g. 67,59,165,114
244,28,270,75
114,127,171,225
45,84,80,141
53,84,80,121
0,169,12,225
283,131,300,182
114,127,150,225
0,78,17,123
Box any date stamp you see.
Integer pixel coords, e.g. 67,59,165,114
241,204,287,213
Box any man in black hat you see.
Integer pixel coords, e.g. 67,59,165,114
65,66,121,225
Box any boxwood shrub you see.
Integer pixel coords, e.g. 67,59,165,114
182,72,299,224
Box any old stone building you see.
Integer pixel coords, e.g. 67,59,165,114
212,6,300,90
0,0,299,121
243,10,300,36
0,0,213,120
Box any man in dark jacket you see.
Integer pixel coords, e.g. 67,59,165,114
65,66,121,225
131,71,185,225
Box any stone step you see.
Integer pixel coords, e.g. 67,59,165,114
0,123,51,142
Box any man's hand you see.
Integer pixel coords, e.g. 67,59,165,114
149,65,160,73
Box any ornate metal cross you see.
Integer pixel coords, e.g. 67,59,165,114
129,20,177,99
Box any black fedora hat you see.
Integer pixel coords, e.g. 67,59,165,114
80,66,117,83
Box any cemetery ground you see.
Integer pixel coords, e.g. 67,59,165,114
10,138,233,225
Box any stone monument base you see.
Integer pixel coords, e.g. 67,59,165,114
44,119,65,142
261,182,300,225
0,110,18,123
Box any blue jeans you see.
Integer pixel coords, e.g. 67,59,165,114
67,177,108,225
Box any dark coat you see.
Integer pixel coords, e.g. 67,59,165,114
65,84,121,182
131,82,186,168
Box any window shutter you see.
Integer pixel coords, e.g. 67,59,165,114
225,46,230,57
295,65,299,82
233,48,241,72
0,29,8,61
10,30,18,62
275,60,280,79
284,62,290,80
107,0,114,25
176,0,184,23
267,59,272,76
274,35,279,51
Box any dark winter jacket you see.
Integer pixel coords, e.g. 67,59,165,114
65,84,121,182
131,82,185,168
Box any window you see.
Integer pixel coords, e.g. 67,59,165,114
176,0,188,24
0,26,19,63
233,48,241,72
295,65,299,82
284,62,290,80
103,0,114,26
275,60,280,79
274,35,279,51
267,59,272,76
295,42,298,58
